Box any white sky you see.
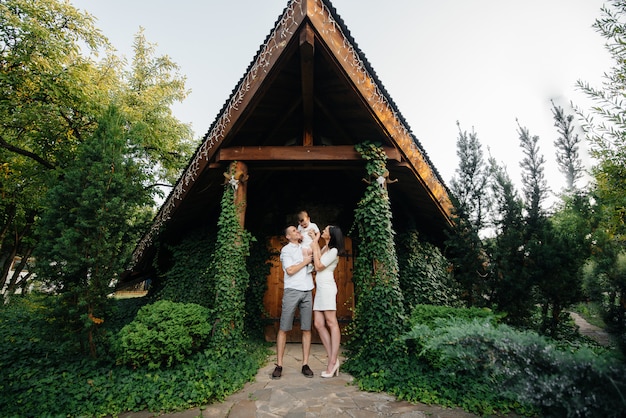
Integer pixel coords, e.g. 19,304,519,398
70,0,612,201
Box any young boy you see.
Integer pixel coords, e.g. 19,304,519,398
297,210,320,273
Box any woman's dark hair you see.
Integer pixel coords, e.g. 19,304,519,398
327,226,345,256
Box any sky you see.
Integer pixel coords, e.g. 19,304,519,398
70,0,612,203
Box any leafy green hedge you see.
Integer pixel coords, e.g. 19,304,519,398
113,300,213,369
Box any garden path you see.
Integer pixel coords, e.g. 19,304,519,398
117,313,607,418
117,343,484,418
570,311,612,346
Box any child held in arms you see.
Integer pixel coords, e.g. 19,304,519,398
297,210,320,273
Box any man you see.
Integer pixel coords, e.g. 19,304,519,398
272,225,315,379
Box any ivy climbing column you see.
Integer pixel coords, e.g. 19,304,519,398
347,141,407,373
210,161,253,346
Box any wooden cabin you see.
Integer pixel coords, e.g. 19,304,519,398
121,0,454,342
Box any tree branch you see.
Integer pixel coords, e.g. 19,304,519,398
0,135,55,169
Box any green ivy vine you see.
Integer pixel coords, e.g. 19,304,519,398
346,141,407,375
244,237,272,339
397,230,462,312
210,163,254,346
154,229,217,309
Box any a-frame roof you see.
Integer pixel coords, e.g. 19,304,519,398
129,0,454,274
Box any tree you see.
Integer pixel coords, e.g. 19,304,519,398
551,101,584,191
577,0,626,344
119,28,194,186
34,105,153,356
449,122,490,231
0,0,115,296
517,121,548,225
446,123,491,307
486,158,530,325
0,1,194,296
536,193,592,336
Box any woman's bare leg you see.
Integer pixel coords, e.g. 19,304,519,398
314,310,331,360
323,310,341,373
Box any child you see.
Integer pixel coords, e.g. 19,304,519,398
297,210,320,273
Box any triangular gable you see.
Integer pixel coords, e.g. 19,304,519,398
131,0,453,266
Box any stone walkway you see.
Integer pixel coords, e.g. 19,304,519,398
119,343,480,418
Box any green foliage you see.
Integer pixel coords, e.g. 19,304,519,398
551,101,584,191
487,158,533,326
244,237,272,339
210,173,254,346
533,193,592,336
0,0,113,298
351,304,626,417
444,210,490,307
0,0,193,299
0,295,269,416
156,229,217,309
577,0,626,353
449,122,491,231
34,105,154,357
345,141,407,375
397,230,461,310
121,28,194,184
114,300,212,369
408,304,499,329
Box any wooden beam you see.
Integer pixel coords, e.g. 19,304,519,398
300,23,315,146
216,145,401,162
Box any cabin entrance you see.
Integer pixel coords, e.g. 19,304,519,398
263,236,354,343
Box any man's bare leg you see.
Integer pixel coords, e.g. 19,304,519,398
276,329,287,366
301,330,311,366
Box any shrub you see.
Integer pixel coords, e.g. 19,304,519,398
403,315,626,417
409,303,499,328
114,300,213,369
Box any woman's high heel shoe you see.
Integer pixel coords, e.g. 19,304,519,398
320,360,340,378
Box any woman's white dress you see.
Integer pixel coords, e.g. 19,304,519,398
313,247,339,311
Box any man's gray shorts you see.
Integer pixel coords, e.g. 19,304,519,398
279,288,313,331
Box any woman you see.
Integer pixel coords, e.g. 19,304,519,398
309,225,345,378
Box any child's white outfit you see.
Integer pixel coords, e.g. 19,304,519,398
298,222,320,273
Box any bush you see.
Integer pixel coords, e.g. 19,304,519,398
404,316,626,417
114,300,213,369
409,303,499,328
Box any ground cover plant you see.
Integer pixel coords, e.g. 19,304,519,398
0,294,270,417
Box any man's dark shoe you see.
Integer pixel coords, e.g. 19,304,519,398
301,364,314,378
272,364,282,379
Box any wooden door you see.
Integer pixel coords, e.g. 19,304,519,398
263,236,354,343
